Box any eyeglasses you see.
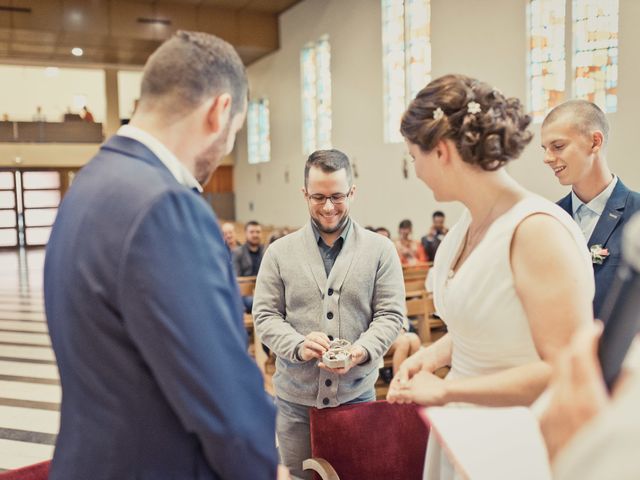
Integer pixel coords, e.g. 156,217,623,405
306,189,352,205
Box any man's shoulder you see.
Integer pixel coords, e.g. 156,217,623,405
611,178,640,214
626,187,640,206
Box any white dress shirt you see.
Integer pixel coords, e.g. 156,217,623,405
117,124,203,192
571,176,617,242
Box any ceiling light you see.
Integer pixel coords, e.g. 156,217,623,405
71,47,83,57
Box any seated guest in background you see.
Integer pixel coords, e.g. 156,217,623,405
44,31,281,480
421,210,449,261
253,149,405,480
233,220,265,312
82,106,95,122
375,226,391,238
541,99,640,321
221,221,242,251
1,113,9,122
386,74,594,480
232,220,264,276
395,218,428,265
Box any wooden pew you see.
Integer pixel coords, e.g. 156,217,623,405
403,263,430,295
235,276,270,374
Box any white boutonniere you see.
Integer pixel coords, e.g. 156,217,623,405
590,244,610,265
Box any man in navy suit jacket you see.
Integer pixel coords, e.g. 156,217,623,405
542,100,640,320
44,31,281,480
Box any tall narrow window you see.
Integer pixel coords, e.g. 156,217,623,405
528,0,566,122
573,0,618,112
301,36,332,155
382,0,431,143
247,99,271,165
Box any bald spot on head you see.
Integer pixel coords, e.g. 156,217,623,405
542,99,609,146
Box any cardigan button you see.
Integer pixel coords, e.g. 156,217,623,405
322,397,330,405
327,312,333,320
328,288,334,296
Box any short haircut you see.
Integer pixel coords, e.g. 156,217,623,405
543,99,609,144
140,30,247,118
245,221,260,230
433,211,445,219
399,219,413,230
375,227,391,236
304,149,353,189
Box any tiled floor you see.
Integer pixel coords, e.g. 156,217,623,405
0,248,57,471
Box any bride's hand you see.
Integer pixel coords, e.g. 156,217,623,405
387,348,434,403
388,370,447,406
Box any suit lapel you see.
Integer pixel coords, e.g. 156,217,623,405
588,180,629,248
303,223,328,295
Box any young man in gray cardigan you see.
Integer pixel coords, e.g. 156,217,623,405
253,149,405,479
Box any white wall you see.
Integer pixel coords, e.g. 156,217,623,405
234,0,640,236
118,70,143,120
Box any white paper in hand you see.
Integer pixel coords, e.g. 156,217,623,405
421,406,552,480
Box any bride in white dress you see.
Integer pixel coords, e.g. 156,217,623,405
386,75,595,480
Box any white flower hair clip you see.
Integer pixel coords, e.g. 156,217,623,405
433,107,445,121
467,101,482,115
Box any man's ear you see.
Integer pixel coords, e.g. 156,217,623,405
206,93,232,135
592,130,605,153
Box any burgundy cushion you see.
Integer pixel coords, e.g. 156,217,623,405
0,460,50,480
309,400,429,480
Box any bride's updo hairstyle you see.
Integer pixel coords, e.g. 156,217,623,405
400,74,533,171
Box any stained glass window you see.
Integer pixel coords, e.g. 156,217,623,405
247,99,271,165
301,36,332,155
528,0,566,122
382,0,431,143
573,0,618,112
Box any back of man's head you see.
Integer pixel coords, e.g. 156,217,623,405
304,149,353,189
245,221,260,231
543,99,610,145
139,30,247,119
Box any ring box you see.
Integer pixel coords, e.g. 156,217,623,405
322,339,352,368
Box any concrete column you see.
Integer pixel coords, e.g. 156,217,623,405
104,68,120,138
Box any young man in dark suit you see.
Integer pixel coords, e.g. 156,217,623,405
45,31,283,480
541,99,640,320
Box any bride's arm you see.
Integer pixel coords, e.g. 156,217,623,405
391,213,594,407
